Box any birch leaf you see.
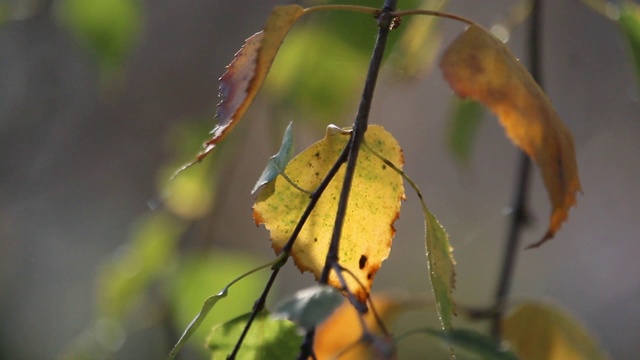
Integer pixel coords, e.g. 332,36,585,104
440,25,582,247
177,5,304,173
253,125,405,302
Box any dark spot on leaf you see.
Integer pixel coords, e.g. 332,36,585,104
359,255,367,270
382,164,387,170
315,172,320,177
314,151,320,158
314,237,318,243
367,272,373,280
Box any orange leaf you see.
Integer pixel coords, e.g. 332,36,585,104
176,5,304,173
314,294,412,360
440,25,582,247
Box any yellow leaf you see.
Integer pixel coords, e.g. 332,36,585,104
178,5,305,171
253,125,405,302
440,25,582,247
314,293,412,359
503,302,610,360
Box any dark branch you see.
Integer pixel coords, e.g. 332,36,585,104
490,0,541,339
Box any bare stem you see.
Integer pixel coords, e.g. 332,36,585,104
299,1,398,358
391,9,476,26
490,0,541,340
304,4,380,16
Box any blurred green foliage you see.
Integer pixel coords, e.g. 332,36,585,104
57,0,142,77
207,311,301,359
447,98,485,163
618,1,640,88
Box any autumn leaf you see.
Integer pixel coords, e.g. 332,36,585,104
503,302,610,360
314,293,416,359
440,24,582,247
253,125,405,302
175,5,304,174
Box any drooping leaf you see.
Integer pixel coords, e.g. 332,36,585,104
252,121,295,194
273,285,344,332
314,293,414,359
178,5,304,172
419,328,518,360
363,142,456,340
58,0,141,75
440,24,582,247
447,98,485,162
167,251,268,357
503,302,610,360
253,125,405,302
618,2,640,87
206,311,302,359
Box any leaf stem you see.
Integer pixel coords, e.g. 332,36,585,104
391,9,476,26
490,0,541,339
304,5,380,16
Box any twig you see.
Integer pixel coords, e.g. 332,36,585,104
298,1,398,358
490,0,541,339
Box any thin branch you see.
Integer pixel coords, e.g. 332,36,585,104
490,0,541,339
298,1,398,358
391,9,476,26
304,4,380,16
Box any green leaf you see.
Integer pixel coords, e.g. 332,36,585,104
421,328,519,360
57,0,142,75
252,121,295,194
273,285,343,331
447,98,484,162
168,251,270,357
206,311,302,359
503,302,610,360
96,212,184,319
618,2,640,87
361,142,456,346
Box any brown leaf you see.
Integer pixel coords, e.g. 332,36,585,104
440,25,582,247
176,5,304,173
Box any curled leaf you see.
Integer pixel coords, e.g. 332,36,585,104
253,125,405,302
440,25,582,247
176,5,304,174
252,121,295,194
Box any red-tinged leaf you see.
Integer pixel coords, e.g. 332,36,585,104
176,5,304,174
440,25,582,247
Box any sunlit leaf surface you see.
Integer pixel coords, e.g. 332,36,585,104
253,125,404,302
503,302,610,360
440,25,582,247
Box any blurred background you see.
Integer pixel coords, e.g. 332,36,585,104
1,0,639,359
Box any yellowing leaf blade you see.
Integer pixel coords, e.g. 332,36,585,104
179,5,304,171
503,302,610,360
440,25,582,247
253,125,405,302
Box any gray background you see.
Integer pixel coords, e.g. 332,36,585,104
0,0,638,358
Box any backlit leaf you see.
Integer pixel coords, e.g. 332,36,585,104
252,121,295,194
273,285,343,331
618,1,640,87
206,311,301,359
503,302,610,360
440,25,582,247
178,5,304,172
253,125,405,302
314,293,412,359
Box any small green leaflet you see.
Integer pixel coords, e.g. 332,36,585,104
273,285,344,331
207,311,302,359
252,121,294,194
